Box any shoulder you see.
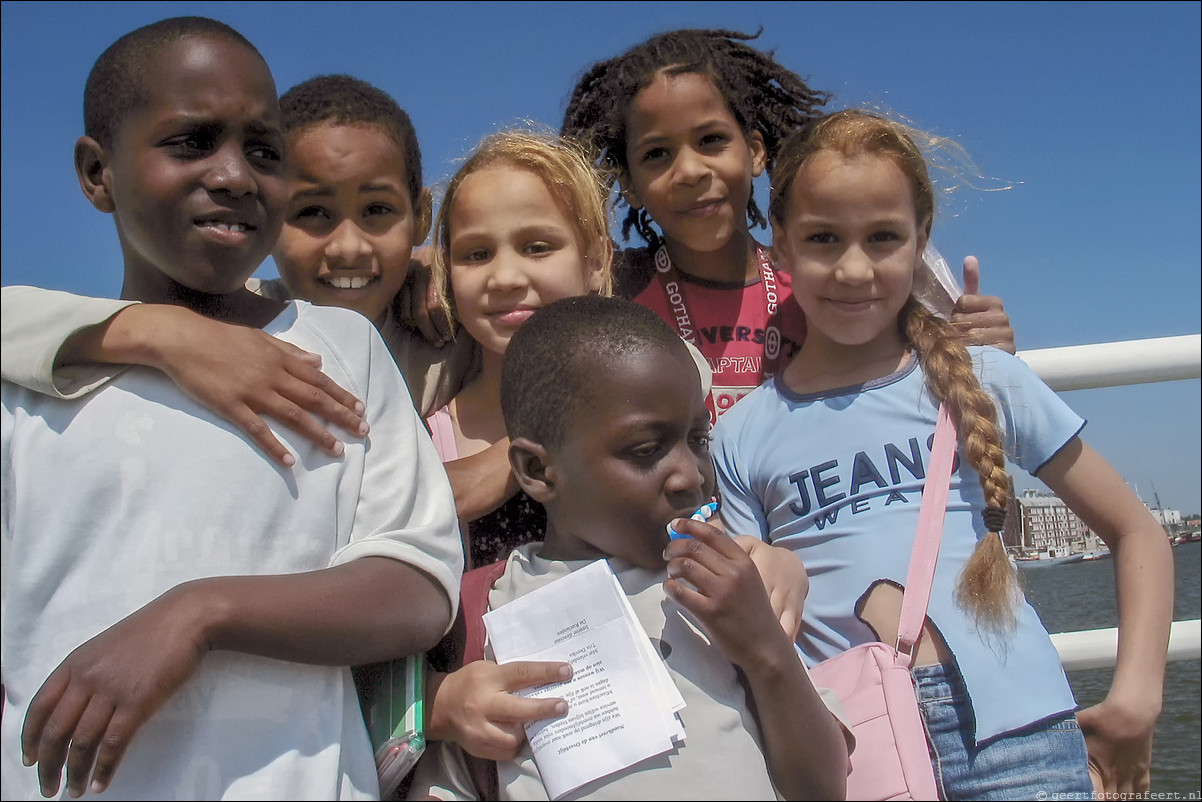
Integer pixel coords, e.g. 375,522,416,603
289,300,376,336
613,246,659,300
277,302,390,377
713,380,782,443
966,344,1044,388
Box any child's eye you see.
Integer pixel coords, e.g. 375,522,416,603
523,241,557,257
247,143,282,163
292,205,331,221
868,230,901,243
164,132,214,155
364,203,396,218
458,248,491,263
628,441,663,461
699,132,728,148
640,146,669,163
805,232,838,245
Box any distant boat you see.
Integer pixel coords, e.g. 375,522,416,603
1081,549,1112,561
1016,553,1085,568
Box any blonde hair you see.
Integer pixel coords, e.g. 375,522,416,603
771,109,1019,629
430,128,615,326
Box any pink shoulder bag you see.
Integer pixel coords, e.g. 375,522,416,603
809,404,955,801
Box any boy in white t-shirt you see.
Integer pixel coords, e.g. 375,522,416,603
1,16,461,800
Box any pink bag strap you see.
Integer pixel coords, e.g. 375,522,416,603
895,403,957,666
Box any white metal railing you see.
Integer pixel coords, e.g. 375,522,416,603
1017,334,1200,392
1052,620,1201,671
1017,334,1201,668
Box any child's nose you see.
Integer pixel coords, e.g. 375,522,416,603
325,221,373,265
206,145,257,198
486,249,529,290
834,246,875,285
664,442,707,496
671,147,709,187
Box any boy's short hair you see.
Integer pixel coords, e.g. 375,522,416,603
84,16,263,148
501,295,687,448
280,74,423,206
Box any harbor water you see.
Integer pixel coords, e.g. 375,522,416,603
1021,540,1201,795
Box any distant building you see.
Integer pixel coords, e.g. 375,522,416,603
1007,488,1180,555
1149,507,1182,528
1012,489,1092,557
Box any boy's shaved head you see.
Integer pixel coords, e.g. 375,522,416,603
280,75,424,206
84,16,263,148
501,294,690,449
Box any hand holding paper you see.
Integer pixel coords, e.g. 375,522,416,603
483,560,685,800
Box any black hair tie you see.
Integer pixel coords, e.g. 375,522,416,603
982,506,1007,532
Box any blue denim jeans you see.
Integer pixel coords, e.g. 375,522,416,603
913,662,1093,801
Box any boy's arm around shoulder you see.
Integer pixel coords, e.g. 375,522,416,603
0,285,368,466
664,519,847,800
1,285,136,396
1035,436,1174,795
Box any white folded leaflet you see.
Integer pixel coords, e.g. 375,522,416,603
483,559,685,800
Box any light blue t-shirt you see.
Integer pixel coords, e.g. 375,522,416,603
713,346,1085,744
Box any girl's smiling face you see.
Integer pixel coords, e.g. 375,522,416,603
447,165,604,357
773,150,924,353
622,70,766,256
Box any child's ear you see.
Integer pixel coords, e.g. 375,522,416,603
913,226,930,274
414,186,433,245
748,130,767,179
75,136,115,213
585,236,614,294
509,436,557,505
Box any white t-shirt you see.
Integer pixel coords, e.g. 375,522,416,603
409,544,812,801
2,301,463,800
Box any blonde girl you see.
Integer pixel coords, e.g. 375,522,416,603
419,129,617,764
713,109,1173,799
423,128,612,570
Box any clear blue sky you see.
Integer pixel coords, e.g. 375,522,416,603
3,1,1199,513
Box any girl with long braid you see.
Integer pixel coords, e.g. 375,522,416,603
561,28,1015,424
712,109,1173,799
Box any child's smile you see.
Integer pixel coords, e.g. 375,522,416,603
276,123,423,326
448,165,603,359
775,151,922,356
623,70,765,261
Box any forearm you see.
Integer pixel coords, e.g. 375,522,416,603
1,285,137,395
445,438,517,523
1108,527,1174,714
183,556,452,666
742,640,848,800
59,303,155,369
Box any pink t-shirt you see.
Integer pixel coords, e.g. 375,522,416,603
619,244,807,423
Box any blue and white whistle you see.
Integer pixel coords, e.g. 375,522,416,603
668,500,720,540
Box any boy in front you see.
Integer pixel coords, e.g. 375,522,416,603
1,16,461,800
408,295,847,800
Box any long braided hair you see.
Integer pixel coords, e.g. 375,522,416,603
561,28,830,248
769,109,1020,629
